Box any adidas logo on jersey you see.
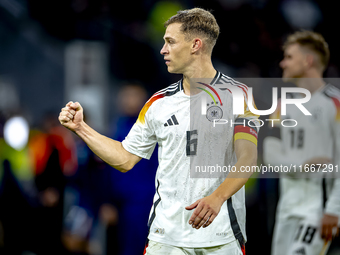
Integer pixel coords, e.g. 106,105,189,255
164,115,179,127
294,247,306,255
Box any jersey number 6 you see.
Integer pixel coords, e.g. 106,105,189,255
186,130,198,156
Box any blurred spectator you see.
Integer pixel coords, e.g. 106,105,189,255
29,112,78,254
0,115,38,254
108,83,158,255
62,110,119,255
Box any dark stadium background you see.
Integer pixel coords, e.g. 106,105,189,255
0,0,339,254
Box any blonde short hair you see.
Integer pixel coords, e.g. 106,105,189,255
164,8,220,54
283,30,330,70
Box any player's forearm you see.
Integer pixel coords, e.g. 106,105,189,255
75,121,135,172
212,154,257,203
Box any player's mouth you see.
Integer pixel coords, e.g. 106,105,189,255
164,59,170,65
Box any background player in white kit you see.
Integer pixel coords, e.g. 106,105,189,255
264,31,340,255
59,8,259,255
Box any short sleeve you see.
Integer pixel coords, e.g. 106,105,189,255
122,100,157,159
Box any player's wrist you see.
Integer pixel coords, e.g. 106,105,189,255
211,191,227,205
74,120,87,135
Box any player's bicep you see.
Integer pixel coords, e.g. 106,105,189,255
235,139,257,164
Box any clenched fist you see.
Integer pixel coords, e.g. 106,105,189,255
59,101,83,132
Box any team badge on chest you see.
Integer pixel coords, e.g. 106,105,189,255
206,105,223,122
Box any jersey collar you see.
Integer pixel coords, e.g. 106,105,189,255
178,70,221,90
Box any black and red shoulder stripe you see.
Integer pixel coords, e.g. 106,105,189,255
137,81,182,125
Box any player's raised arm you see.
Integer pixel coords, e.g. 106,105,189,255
59,101,142,172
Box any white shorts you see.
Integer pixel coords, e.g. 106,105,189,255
144,240,244,255
271,216,330,255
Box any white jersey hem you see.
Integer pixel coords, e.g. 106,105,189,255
148,234,237,248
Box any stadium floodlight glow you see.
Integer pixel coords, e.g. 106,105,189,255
4,116,29,151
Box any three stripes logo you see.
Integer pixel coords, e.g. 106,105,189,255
164,115,179,127
294,247,306,255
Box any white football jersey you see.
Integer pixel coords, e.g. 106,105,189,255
264,84,340,220
122,71,259,247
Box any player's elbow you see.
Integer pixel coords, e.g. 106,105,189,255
111,144,140,173
121,162,135,173
113,162,134,173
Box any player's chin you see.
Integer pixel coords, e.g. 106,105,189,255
167,66,175,73
167,67,181,74
166,65,180,74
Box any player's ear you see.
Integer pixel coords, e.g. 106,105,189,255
305,54,315,68
191,38,203,53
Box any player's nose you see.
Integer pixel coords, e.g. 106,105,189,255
160,44,168,55
279,59,286,69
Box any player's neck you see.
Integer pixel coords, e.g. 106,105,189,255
182,60,216,96
295,77,325,95
295,69,325,94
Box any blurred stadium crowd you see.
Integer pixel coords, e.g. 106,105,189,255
0,0,339,254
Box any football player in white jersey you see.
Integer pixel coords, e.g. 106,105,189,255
59,8,259,255
264,31,340,255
